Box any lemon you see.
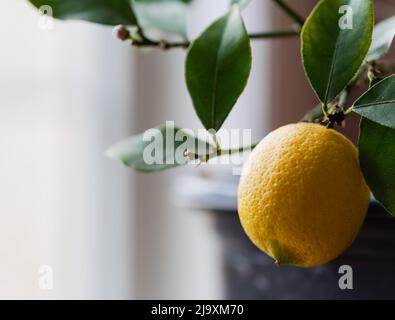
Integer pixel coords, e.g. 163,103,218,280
238,123,370,268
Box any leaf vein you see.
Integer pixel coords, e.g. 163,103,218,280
356,100,395,108
210,16,231,129
324,35,341,103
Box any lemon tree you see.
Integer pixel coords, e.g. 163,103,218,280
28,0,395,265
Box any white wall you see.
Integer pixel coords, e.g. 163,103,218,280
0,1,134,299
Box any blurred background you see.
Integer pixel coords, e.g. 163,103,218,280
0,0,394,299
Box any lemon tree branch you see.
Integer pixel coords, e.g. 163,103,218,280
116,26,301,49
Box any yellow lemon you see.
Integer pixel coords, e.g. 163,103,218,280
238,123,370,268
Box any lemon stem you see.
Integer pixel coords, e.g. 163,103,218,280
344,106,354,116
212,134,221,151
216,143,258,157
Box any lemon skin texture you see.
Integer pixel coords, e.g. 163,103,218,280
237,123,370,268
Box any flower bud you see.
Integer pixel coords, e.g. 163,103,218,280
113,25,130,41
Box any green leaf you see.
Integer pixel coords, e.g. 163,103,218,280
367,15,395,62
185,5,251,131
106,124,212,172
29,0,137,26
353,75,395,129
131,0,190,41
359,118,395,216
301,0,373,104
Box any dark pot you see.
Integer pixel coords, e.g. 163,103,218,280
178,173,395,299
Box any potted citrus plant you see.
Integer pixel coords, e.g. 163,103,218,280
28,0,395,298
